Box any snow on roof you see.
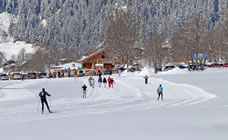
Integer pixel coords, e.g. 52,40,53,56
51,62,82,70
78,56,88,62
78,48,105,62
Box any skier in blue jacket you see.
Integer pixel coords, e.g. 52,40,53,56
157,84,163,100
98,76,102,87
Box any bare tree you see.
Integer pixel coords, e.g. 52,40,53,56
104,9,139,68
219,19,228,62
61,48,80,62
27,46,51,72
170,13,208,70
143,32,164,73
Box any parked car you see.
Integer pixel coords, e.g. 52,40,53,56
78,70,85,77
128,67,136,72
27,72,37,79
104,69,112,75
178,64,187,69
44,73,54,78
163,65,175,71
155,67,162,73
0,73,9,80
39,72,47,78
209,63,222,68
223,63,228,68
118,67,125,72
22,73,28,79
11,73,22,80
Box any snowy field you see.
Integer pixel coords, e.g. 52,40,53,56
0,68,228,140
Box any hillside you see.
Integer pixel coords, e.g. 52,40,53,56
0,12,37,61
0,0,227,56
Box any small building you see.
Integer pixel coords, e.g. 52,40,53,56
3,60,16,72
49,62,82,73
78,48,118,72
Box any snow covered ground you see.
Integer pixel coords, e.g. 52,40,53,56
0,68,228,140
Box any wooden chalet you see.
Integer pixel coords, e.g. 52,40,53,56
78,49,118,72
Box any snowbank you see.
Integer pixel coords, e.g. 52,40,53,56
121,67,154,77
158,67,188,75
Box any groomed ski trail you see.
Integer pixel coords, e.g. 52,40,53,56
0,76,216,124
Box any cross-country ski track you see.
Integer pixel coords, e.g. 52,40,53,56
0,75,215,125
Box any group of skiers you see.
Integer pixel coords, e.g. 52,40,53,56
81,76,115,99
39,74,163,114
88,76,115,89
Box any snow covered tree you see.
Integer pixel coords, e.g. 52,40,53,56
17,48,26,65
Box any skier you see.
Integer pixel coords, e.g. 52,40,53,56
98,76,102,87
82,84,87,98
39,88,52,114
110,78,115,88
118,69,121,77
58,71,61,78
103,77,107,88
62,72,64,78
144,75,148,84
68,68,71,77
53,72,57,78
108,76,111,87
91,78,95,88
157,84,163,100
88,76,93,87
98,70,102,77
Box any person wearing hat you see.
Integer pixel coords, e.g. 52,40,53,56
39,88,52,113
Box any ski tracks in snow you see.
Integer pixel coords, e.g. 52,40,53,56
0,76,216,124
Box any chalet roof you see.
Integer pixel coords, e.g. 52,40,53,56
78,48,105,62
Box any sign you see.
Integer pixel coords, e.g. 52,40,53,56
192,53,208,61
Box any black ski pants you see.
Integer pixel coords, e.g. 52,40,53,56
157,92,163,100
41,99,50,110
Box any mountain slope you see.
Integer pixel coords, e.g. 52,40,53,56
2,0,228,55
